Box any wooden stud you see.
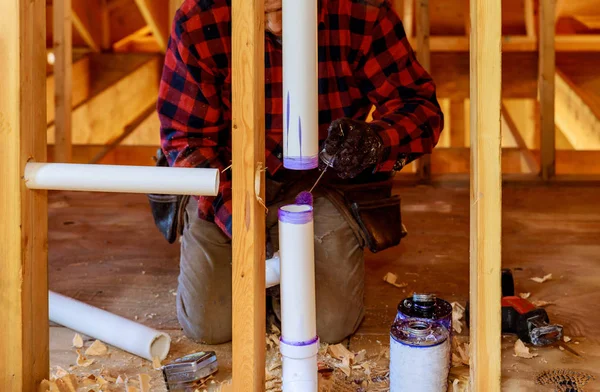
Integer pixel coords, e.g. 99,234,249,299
231,0,266,389
101,0,111,50
403,0,414,37
133,0,170,53
501,104,540,173
524,0,536,38
450,99,466,147
416,0,431,180
53,0,73,163
0,0,49,390
469,0,502,390
539,0,556,180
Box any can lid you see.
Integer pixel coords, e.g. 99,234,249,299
413,293,436,303
390,318,448,348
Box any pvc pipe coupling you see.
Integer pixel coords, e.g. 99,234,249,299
280,336,319,391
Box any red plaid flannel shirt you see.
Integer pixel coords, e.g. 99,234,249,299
158,0,444,238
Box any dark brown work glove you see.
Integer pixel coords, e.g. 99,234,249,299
323,118,384,179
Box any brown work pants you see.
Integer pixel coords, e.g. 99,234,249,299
176,182,365,344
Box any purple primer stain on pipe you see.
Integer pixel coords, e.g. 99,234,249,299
280,336,319,347
284,155,319,170
278,204,313,225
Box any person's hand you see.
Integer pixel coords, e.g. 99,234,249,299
265,0,282,36
323,118,384,179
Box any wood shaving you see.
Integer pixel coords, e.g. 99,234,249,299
354,349,366,364
519,292,531,299
382,272,407,288
563,336,572,343
85,340,108,356
531,300,554,307
559,346,565,351
54,366,69,378
116,376,125,384
327,344,355,364
152,356,162,370
451,302,465,333
76,350,95,367
530,273,552,283
72,333,84,348
54,374,78,392
513,339,538,359
127,387,140,392
139,374,151,392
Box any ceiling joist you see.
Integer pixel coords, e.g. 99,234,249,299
71,0,103,52
133,0,170,53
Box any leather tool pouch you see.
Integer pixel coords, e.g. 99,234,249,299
334,180,407,253
147,149,190,244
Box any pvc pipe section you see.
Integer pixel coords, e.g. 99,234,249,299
24,162,220,196
278,204,319,391
266,252,281,289
49,291,171,361
282,0,318,170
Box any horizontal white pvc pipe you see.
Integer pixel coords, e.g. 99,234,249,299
24,163,219,196
282,0,318,170
266,252,281,289
49,291,171,361
278,204,318,391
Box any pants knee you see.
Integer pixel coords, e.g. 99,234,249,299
176,292,232,344
316,305,364,344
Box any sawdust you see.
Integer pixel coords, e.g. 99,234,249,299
519,292,531,299
451,302,465,334
382,272,408,288
72,334,84,349
513,339,538,359
85,340,108,356
530,273,552,283
152,356,162,370
138,374,151,392
531,300,554,307
75,350,95,367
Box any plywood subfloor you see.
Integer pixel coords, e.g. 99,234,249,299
48,184,600,390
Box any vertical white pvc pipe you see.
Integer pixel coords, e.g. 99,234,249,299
282,0,319,170
278,204,318,391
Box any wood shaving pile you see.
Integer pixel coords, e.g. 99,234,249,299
530,273,552,283
450,302,465,334
382,272,408,288
531,300,554,307
41,368,150,392
85,340,109,356
513,339,538,359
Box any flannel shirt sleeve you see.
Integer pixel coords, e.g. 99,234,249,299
157,20,233,237
359,4,444,172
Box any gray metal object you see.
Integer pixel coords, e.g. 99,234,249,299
162,351,218,391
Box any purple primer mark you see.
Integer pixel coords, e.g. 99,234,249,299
285,91,290,154
283,155,319,170
278,204,313,225
298,116,302,158
280,336,319,347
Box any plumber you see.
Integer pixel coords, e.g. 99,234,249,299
151,0,444,345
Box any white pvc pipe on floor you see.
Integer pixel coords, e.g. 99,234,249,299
24,162,220,196
282,0,319,170
266,252,281,289
49,291,171,361
278,204,318,391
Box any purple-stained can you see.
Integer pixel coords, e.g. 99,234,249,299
395,293,452,333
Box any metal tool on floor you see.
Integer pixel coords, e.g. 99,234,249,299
162,351,218,391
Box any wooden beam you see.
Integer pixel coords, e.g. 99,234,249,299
71,0,102,52
0,0,49,390
231,0,266,389
53,0,73,162
416,0,431,180
501,104,539,173
469,0,502,390
101,0,111,50
88,101,156,164
540,0,556,180
46,55,91,125
47,55,161,146
133,0,169,53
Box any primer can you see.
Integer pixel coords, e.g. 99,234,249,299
396,293,452,333
389,318,450,392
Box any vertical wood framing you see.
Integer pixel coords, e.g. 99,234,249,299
101,0,111,50
450,99,466,147
134,0,170,53
501,104,539,173
539,0,556,180
416,0,431,180
0,0,49,390
524,0,536,38
231,0,266,389
469,0,502,390
53,0,73,163
403,0,414,38
71,0,102,52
